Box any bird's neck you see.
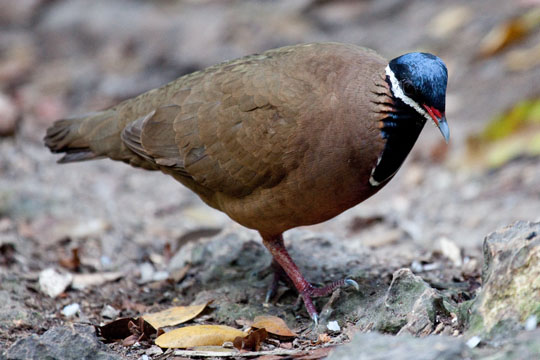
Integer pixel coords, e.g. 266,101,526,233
369,76,427,186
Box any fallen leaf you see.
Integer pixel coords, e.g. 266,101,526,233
71,271,123,290
464,98,540,169
478,9,540,58
428,5,472,39
233,328,268,351
252,316,297,338
317,333,331,344
155,324,246,349
143,303,208,329
505,42,540,71
97,317,157,344
59,248,80,271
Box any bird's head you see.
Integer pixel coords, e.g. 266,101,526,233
386,52,449,143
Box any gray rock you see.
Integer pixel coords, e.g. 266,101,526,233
1,325,121,360
373,268,450,335
467,221,540,343
327,332,467,360
0,289,42,332
472,328,540,359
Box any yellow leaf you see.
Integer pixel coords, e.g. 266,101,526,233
155,324,246,349
143,303,207,329
251,315,297,337
478,9,540,58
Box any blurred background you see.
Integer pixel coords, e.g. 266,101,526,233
0,0,539,352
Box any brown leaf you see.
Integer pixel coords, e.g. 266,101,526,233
233,328,268,351
143,303,208,329
478,9,540,58
71,271,123,290
317,333,331,344
59,248,81,271
252,316,297,338
97,317,156,344
155,324,246,349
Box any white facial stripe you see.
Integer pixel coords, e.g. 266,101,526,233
385,65,434,125
369,156,382,186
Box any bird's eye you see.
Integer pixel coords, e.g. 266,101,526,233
401,81,416,97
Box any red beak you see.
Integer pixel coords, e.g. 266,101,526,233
422,104,449,143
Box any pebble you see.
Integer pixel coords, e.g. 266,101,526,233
327,320,341,332
525,315,537,331
101,305,120,319
466,336,481,349
61,303,80,317
38,268,73,298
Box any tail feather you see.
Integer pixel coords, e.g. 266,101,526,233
44,111,116,163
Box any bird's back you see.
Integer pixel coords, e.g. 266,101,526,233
45,42,389,234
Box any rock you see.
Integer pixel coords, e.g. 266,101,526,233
61,303,80,318
0,290,42,331
1,325,121,360
467,221,540,342
100,305,120,320
327,332,467,360
374,268,451,335
38,268,73,298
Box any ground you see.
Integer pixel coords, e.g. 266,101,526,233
1,0,540,359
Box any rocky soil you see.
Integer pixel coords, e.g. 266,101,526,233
1,0,539,359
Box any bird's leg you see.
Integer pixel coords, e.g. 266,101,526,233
261,233,359,324
265,259,289,303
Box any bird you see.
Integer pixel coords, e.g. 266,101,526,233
44,42,449,324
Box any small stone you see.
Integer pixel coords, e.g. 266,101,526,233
138,262,155,283
411,260,423,273
145,345,163,356
61,303,80,318
466,336,481,349
39,268,73,298
100,305,120,319
525,315,537,331
438,237,462,267
327,320,340,332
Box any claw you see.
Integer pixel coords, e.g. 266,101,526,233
311,313,319,326
345,278,359,291
264,288,273,304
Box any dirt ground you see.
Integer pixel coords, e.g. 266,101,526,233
1,0,539,359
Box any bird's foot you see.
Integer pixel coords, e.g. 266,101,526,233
263,251,359,324
299,278,359,325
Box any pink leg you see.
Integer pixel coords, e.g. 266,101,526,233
261,233,358,324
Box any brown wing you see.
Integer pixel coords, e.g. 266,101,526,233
122,49,317,198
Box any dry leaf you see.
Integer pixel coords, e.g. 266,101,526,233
428,5,472,38
464,98,540,169
505,42,540,71
59,248,81,271
143,303,208,329
155,324,246,348
317,333,331,344
252,316,297,337
233,328,268,351
97,317,156,344
478,9,540,58
71,271,123,290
